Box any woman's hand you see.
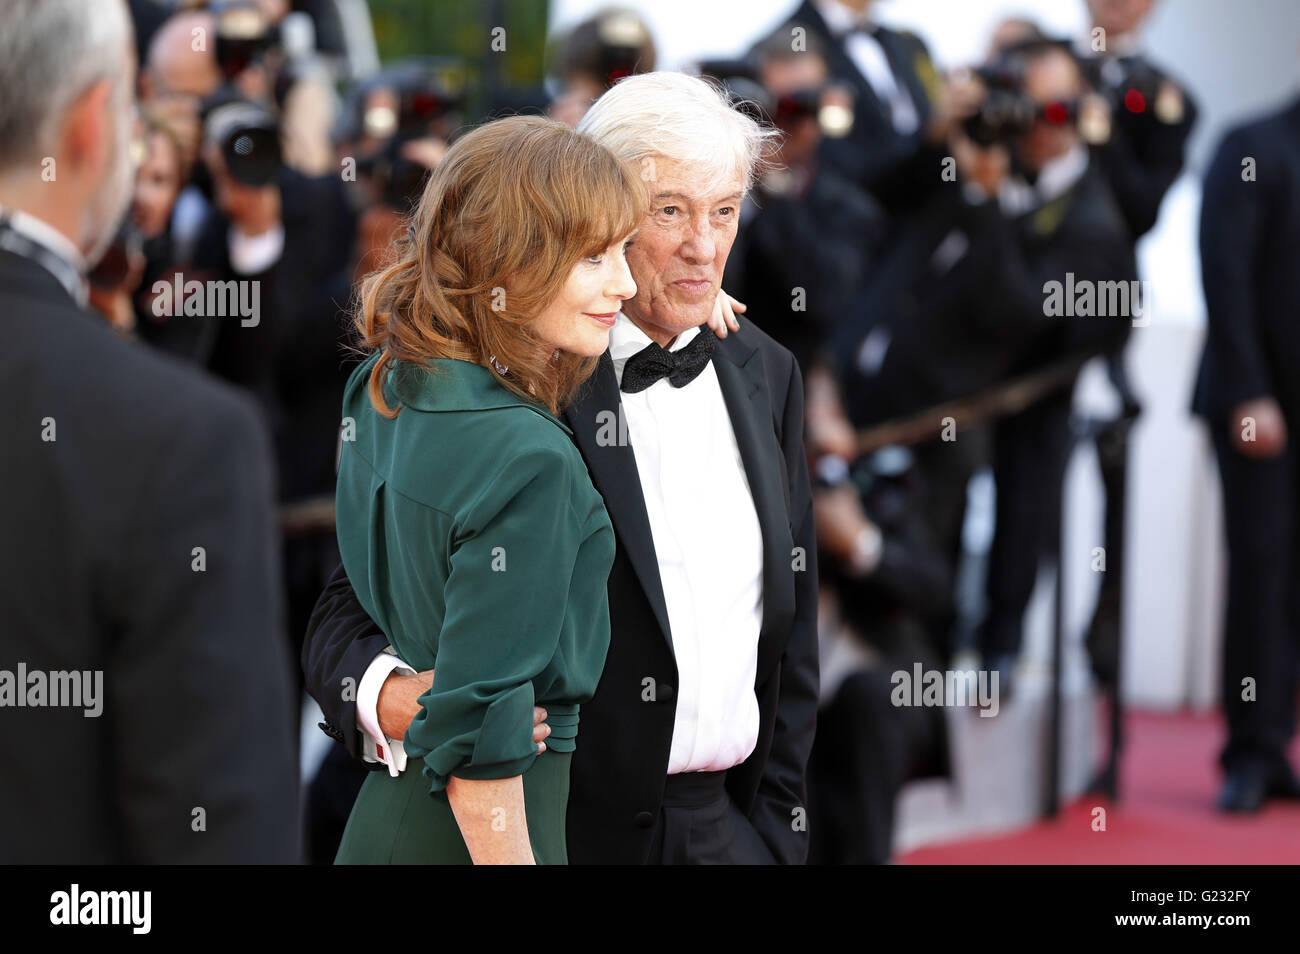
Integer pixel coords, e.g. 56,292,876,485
707,290,746,339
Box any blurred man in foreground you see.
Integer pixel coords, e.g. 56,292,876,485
0,0,298,862
1193,92,1300,813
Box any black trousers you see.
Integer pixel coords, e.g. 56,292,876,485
647,771,776,864
979,389,1075,659
1211,427,1300,775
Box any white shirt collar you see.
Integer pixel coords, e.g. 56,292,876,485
0,207,86,273
0,205,89,306
1034,140,1090,203
997,141,1089,216
609,312,702,388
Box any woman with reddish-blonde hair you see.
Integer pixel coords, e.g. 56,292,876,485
332,115,643,865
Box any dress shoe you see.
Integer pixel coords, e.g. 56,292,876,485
1266,766,1300,800
1217,768,1268,814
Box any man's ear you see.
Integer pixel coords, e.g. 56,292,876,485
60,78,115,179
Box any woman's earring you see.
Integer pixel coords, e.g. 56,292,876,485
488,354,509,375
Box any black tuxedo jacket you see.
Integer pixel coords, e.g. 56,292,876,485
1193,96,1300,422
304,320,820,863
772,1,946,214
0,249,298,862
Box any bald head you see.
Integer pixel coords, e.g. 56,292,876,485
144,11,221,100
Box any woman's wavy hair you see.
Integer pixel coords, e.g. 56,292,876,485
355,115,645,418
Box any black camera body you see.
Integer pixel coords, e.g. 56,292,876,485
961,62,1039,146
211,0,279,82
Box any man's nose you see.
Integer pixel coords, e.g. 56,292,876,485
678,216,716,264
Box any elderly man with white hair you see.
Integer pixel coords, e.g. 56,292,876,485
0,0,298,861
304,71,820,864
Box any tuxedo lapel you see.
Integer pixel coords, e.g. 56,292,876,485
564,352,674,655
565,336,797,686
712,334,797,689
875,27,933,126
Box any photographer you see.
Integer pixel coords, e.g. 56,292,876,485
547,7,657,128
805,370,953,864
192,98,357,719
721,31,887,376
833,38,1138,683
771,0,969,218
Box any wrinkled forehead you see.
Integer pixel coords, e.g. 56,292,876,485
639,154,746,206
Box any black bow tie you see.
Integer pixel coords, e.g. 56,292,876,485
619,328,715,394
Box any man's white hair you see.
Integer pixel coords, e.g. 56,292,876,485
0,0,132,171
577,71,777,195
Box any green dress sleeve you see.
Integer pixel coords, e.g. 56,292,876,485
403,445,584,793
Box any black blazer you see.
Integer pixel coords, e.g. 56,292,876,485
304,320,820,863
772,1,946,214
0,249,299,863
1193,96,1300,422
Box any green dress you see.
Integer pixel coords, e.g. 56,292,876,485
332,352,614,864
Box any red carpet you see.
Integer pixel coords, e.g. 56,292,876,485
899,707,1300,864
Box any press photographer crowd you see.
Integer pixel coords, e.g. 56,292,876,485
1,0,1297,871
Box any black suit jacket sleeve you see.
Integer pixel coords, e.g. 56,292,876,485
1098,89,1198,239
107,392,299,862
302,559,390,760
1198,126,1274,414
747,354,820,864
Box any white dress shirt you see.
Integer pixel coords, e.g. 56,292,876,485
355,313,766,776
815,0,920,135
609,313,765,774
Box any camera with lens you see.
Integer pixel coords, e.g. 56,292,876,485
357,136,434,213
204,100,282,187
961,41,1109,147
349,61,466,144
960,58,1041,146
208,0,280,82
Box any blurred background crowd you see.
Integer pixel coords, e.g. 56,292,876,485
87,0,1299,862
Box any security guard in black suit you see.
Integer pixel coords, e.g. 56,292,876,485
1192,95,1300,813
0,0,298,863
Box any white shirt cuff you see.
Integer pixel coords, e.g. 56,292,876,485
357,648,415,777
227,221,285,274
